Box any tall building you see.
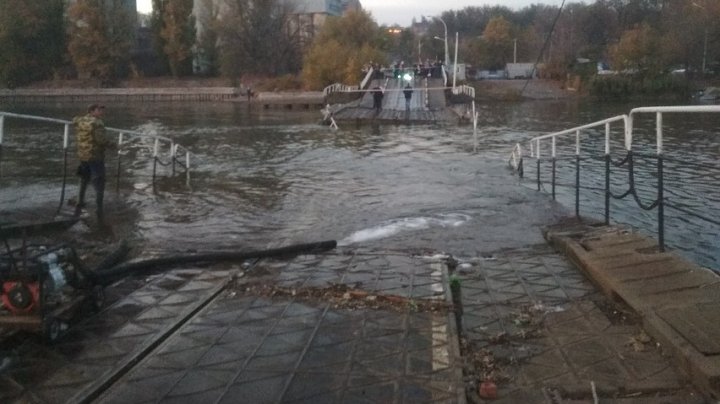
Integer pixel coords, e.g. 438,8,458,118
288,0,361,41
194,0,362,42
191,0,362,73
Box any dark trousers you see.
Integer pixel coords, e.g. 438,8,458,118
76,160,106,221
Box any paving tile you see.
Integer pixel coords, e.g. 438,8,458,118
457,245,698,402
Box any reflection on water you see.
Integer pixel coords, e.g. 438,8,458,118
1,100,718,269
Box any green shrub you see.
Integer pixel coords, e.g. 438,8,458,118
589,74,689,100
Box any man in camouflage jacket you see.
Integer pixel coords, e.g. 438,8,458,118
73,104,112,224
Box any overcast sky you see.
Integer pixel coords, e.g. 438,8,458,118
137,0,569,26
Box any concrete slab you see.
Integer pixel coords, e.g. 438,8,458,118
0,268,230,404
456,244,701,403
94,251,465,403
546,222,720,399
603,259,692,282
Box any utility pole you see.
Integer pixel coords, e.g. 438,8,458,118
513,39,517,64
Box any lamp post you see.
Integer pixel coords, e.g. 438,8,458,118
692,1,708,75
424,15,449,68
452,32,458,89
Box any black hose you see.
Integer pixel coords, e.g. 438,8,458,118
92,240,337,286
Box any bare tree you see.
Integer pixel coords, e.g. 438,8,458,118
216,0,302,80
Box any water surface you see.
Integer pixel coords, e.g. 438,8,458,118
1,99,718,269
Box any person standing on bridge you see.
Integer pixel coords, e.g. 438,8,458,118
73,104,113,226
372,86,384,114
403,84,413,111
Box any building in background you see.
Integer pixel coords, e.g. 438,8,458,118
288,0,361,43
192,0,362,74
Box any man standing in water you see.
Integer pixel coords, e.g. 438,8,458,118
73,104,112,226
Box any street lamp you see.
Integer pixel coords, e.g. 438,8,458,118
424,15,449,68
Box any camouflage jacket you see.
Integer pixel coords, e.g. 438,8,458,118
73,114,110,161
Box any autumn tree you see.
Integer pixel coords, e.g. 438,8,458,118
159,0,195,77
216,0,302,81
151,0,170,75
195,0,219,76
302,10,386,89
609,23,662,75
0,0,66,87
479,16,513,69
67,0,133,84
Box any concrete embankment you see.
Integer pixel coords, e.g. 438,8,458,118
0,87,238,102
0,87,326,110
546,220,720,398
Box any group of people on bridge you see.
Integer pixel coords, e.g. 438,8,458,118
371,83,414,114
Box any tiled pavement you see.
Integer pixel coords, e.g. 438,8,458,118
1,245,708,403
0,269,230,403
97,251,465,403
456,244,704,403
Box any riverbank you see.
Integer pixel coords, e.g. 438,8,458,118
472,79,580,101
0,77,578,104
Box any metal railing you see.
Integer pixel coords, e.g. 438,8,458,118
0,111,191,213
508,105,720,252
322,83,360,96
359,68,374,90
452,84,475,99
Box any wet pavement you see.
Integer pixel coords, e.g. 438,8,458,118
97,251,464,403
455,244,705,403
0,250,466,403
1,239,709,403
0,268,229,403
0,195,713,403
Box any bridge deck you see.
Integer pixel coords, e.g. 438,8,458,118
331,77,453,123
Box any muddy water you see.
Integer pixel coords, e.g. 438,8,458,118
1,100,718,269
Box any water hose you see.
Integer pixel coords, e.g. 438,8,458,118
92,240,337,286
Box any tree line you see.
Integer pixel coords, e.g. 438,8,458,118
0,0,718,90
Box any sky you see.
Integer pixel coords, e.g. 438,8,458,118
137,0,568,27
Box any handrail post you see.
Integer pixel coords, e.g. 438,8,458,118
536,139,541,191
152,138,159,184
116,133,124,192
552,136,557,201
518,144,524,178
0,114,4,178
657,112,665,251
604,122,610,225
56,124,70,214
472,101,478,152
185,151,191,187
575,130,580,217
171,142,176,176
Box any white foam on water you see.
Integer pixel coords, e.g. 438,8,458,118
338,213,471,246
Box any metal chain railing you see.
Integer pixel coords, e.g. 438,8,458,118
508,105,720,252
0,111,192,213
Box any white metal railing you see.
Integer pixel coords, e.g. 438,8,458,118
322,83,360,96
628,105,720,155
0,111,189,167
359,68,374,90
452,84,475,99
0,111,192,209
529,115,629,160
513,104,720,253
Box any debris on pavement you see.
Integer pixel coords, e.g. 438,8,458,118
230,280,452,313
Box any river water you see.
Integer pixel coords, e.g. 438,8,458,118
1,99,718,270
